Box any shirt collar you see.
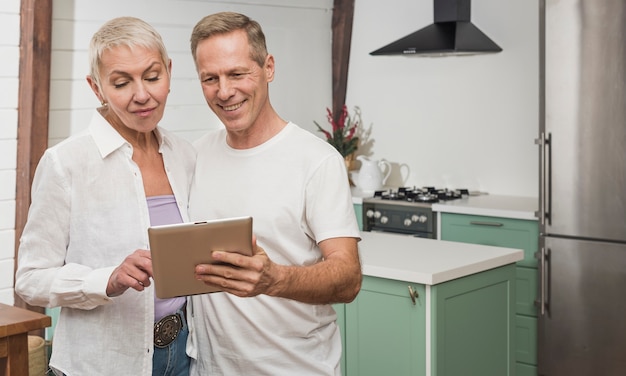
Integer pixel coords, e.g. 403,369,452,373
88,110,169,158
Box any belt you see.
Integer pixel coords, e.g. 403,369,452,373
154,304,186,348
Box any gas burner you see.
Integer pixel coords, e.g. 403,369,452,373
373,187,468,203
414,193,439,203
373,190,404,200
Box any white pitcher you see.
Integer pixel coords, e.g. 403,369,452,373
354,156,391,192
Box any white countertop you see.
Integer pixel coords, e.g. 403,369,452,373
358,231,523,285
432,194,538,220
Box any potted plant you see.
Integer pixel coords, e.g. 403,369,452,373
314,105,361,168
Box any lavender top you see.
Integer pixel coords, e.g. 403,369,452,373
148,195,186,321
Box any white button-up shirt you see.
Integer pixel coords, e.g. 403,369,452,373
15,111,196,376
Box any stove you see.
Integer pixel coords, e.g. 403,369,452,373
362,187,469,238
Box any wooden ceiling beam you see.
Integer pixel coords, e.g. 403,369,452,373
332,0,355,122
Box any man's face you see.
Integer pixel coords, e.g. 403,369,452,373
194,30,274,136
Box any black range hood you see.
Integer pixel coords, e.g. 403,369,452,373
370,0,502,57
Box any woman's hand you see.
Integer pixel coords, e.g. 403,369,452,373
106,249,153,297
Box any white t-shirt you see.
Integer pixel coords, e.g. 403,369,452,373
188,122,360,375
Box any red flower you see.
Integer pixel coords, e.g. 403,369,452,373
314,105,361,157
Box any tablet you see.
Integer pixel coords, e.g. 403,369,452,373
148,216,253,298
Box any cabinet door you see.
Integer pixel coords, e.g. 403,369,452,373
440,213,539,268
345,276,426,376
431,264,516,376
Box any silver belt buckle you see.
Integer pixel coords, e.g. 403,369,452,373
154,313,182,348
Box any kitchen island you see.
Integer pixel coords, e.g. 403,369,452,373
339,231,523,376
358,231,522,284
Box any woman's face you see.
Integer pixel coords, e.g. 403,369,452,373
87,45,171,134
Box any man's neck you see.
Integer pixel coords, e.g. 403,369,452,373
226,110,287,149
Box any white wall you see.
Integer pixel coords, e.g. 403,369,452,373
347,0,539,197
0,0,20,305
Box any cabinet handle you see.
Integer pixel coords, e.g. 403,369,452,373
407,285,419,305
469,221,503,227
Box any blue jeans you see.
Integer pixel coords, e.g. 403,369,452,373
153,308,190,376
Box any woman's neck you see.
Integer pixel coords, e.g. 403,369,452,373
98,106,159,153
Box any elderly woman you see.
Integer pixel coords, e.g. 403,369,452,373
16,17,194,376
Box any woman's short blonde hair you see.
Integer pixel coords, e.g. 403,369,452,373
88,16,170,88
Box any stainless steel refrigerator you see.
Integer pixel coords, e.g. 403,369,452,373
537,0,626,375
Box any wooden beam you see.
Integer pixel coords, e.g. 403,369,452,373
14,0,52,321
332,0,355,122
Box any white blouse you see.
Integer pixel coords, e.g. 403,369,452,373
15,111,195,376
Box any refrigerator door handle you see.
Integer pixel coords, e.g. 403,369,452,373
536,246,550,316
535,132,551,225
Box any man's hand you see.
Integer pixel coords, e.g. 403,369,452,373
194,240,276,297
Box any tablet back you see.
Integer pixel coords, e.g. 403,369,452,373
148,216,253,298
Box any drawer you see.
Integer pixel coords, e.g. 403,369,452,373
516,266,538,317
516,362,538,376
516,315,538,365
440,213,538,268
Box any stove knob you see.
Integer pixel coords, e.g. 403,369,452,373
373,210,382,219
380,215,389,224
365,209,375,218
404,218,413,227
411,214,420,223
418,215,428,223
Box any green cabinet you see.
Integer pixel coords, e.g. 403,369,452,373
353,203,363,230
431,265,516,376
345,277,426,376
440,213,539,376
342,264,516,376
440,214,538,268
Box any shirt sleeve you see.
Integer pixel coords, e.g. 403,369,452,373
304,152,361,243
15,150,114,310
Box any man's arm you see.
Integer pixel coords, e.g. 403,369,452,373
194,237,362,304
